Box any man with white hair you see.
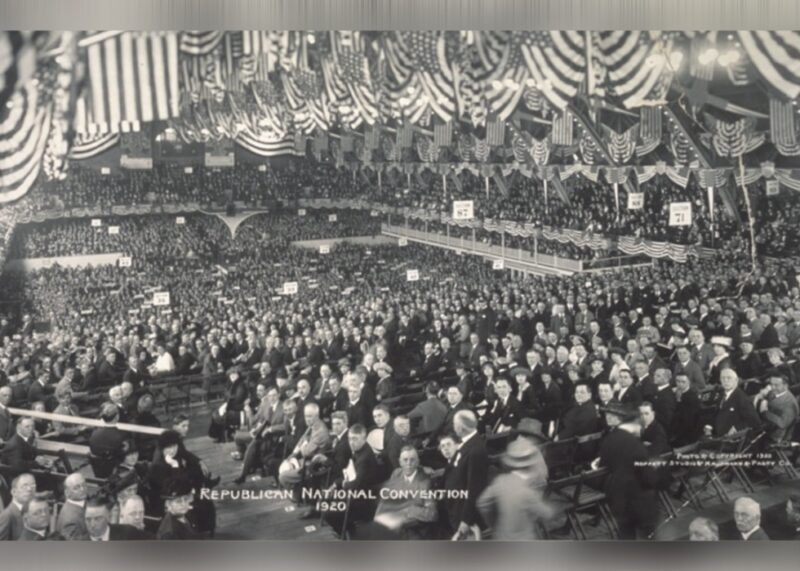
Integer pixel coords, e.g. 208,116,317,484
119,495,146,531
443,410,489,539
56,472,89,540
710,369,761,437
689,516,719,541
278,402,330,490
731,497,770,540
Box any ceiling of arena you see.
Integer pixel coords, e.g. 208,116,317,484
3,30,800,202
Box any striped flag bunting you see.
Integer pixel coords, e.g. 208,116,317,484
551,109,574,146
597,32,673,109
236,128,301,157
769,97,800,156
69,132,120,160
397,32,456,123
739,31,800,100
0,32,40,113
433,120,453,147
84,32,179,133
0,83,52,203
519,31,587,110
486,117,506,146
637,107,662,156
179,31,223,56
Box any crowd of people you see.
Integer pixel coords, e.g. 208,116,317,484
0,197,798,539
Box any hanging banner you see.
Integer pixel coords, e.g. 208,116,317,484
153,292,171,306
398,238,408,247
668,202,692,226
766,180,780,196
452,200,475,220
176,216,186,225
492,259,505,270
119,256,132,267
319,244,330,254
108,226,120,235
282,281,299,295
91,219,102,227
628,193,644,210
406,269,420,282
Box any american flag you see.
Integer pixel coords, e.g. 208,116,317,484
365,125,380,149
433,120,453,147
551,109,574,146
739,31,800,100
396,123,413,148
0,32,42,113
518,31,587,110
770,97,800,155
486,117,506,146
399,32,456,122
179,31,223,56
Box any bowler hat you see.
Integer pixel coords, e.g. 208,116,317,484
510,366,532,378
515,418,546,440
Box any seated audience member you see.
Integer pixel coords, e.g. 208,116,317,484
370,446,437,539
764,493,800,540
156,478,201,540
724,497,770,541
754,374,799,443
89,403,129,479
670,373,702,446
556,383,599,441
0,473,36,540
1,417,54,482
407,381,448,437
119,495,147,531
688,516,719,541
56,473,89,540
278,403,331,492
84,496,150,541
51,387,89,441
18,495,55,540
709,369,761,437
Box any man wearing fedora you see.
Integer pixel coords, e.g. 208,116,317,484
476,439,554,540
595,403,659,539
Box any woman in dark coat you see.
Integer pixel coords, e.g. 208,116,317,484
148,430,217,536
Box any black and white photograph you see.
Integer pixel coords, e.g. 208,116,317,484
0,21,799,545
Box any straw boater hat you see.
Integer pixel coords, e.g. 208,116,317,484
501,438,542,470
710,336,733,349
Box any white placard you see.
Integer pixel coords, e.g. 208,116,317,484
319,245,330,254
406,269,420,282
452,200,475,220
119,256,132,267
176,216,186,225
153,292,171,306
492,259,505,270
328,213,338,222
298,208,306,216
91,219,102,227
108,226,120,235
398,238,408,247
627,192,644,210
766,180,779,196
282,281,299,295
258,165,267,172
184,166,193,174
101,167,111,175
668,202,692,227
370,210,379,217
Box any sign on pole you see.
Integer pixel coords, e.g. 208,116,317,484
153,292,171,306
91,219,102,227
398,238,408,247
282,281,299,295
766,180,780,196
627,192,644,210
370,210,379,217
184,166,193,174
176,216,186,225
406,269,420,282
319,244,330,254
101,167,111,175
668,202,692,226
108,226,120,235
452,200,474,220
328,213,338,222
119,256,132,267
298,208,306,216
492,259,505,270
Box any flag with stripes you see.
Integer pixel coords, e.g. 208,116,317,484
179,31,223,56
398,32,456,122
84,32,180,133
597,31,673,108
433,120,453,147
770,96,800,155
637,106,662,156
739,31,800,100
0,32,41,113
396,123,413,148
365,125,380,149
518,31,587,110
486,117,505,146
0,82,52,203
551,109,574,146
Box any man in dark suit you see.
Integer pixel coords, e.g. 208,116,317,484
56,472,89,540
557,383,599,440
437,385,470,439
651,368,677,431
671,374,702,446
18,495,56,541
673,346,707,392
466,332,488,369
407,381,448,437
633,361,657,401
444,410,489,538
0,417,49,480
638,402,671,456
712,369,761,437
755,374,799,443
0,473,36,540
344,382,371,429
0,386,14,443
417,342,443,379
84,497,150,541
324,423,380,536
615,370,643,408
208,367,249,442
483,378,521,434
88,404,129,478
596,403,659,539
728,497,770,540
763,494,800,540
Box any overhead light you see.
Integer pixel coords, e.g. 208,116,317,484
307,33,316,44
669,50,684,68
698,48,719,66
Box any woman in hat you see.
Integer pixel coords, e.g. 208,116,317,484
476,439,554,540
708,336,733,386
